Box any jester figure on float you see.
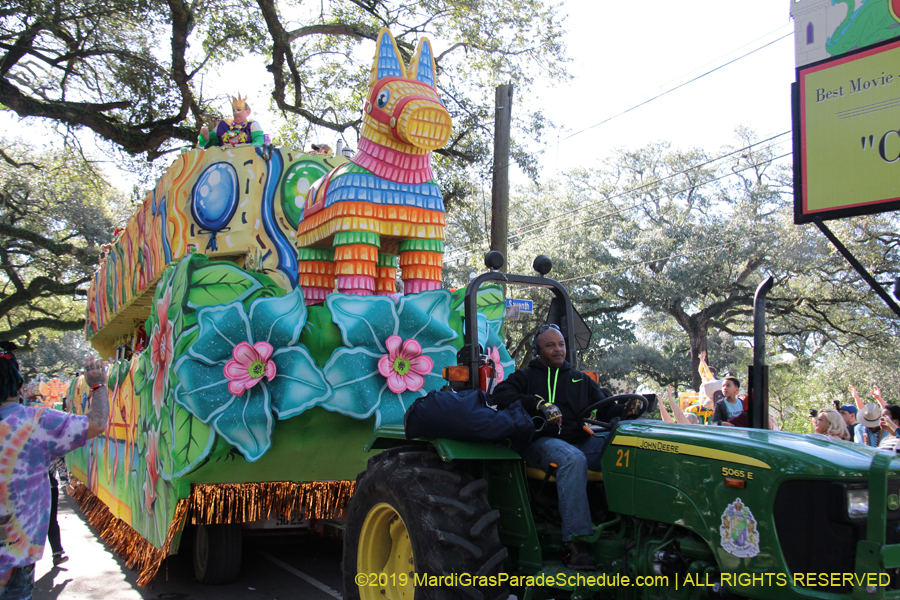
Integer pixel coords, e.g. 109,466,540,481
295,29,452,305
198,93,265,148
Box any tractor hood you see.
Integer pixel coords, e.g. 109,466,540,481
611,419,889,479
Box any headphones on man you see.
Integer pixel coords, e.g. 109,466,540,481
531,323,562,357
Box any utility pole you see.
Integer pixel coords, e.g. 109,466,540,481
491,84,513,261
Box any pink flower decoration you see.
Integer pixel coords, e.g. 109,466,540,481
224,341,276,396
487,347,505,383
149,288,175,418
377,335,433,394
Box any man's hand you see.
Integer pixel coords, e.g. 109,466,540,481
536,397,562,432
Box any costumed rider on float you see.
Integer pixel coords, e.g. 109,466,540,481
492,324,642,570
198,93,265,148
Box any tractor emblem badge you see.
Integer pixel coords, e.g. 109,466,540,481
719,498,760,558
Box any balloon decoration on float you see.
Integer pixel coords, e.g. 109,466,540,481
280,160,331,230
190,162,239,251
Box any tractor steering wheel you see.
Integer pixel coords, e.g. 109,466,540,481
577,393,649,433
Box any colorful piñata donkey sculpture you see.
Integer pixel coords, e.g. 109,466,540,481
296,29,451,304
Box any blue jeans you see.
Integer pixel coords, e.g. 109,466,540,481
523,434,608,542
0,564,35,600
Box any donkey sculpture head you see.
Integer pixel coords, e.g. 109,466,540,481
296,29,451,305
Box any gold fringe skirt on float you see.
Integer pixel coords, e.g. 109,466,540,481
69,478,355,587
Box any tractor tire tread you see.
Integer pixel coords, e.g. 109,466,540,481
426,494,476,516
470,510,501,537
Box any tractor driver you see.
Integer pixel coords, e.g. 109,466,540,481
492,324,639,570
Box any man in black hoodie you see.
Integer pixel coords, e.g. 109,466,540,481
492,324,634,570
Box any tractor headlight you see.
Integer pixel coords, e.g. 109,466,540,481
847,488,869,520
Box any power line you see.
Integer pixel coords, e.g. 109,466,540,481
446,131,791,259
482,25,795,190
444,25,796,264
559,31,794,144
445,147,792,265
557,239,743,285
444,137,792,263
514,134,792,238
540,149,793,241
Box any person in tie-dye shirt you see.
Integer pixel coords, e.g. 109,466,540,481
0,345,109,600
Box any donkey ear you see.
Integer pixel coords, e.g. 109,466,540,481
369,29,406,86
407,38,437,89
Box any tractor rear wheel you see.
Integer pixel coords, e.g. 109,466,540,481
343,447,509,600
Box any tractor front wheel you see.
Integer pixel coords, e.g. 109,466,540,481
343,447,508,600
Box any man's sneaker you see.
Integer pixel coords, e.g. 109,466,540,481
52,553,69,566
563,541,596,570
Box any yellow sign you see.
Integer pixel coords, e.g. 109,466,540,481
796,38,900,223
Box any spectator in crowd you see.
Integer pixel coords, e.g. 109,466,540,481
712,377,743,426
856,402,886,447
0,345,109,599
878,405,900,451
838,405,858,441
814,407,851,441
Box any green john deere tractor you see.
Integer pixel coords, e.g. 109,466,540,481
342,253,900,600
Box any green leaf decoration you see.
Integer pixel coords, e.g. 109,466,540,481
133,350,149,393
167,404,216,478
477,286,506,322
187,263,263,308
448,284,507,350
298,304,344,368
172,325,198,361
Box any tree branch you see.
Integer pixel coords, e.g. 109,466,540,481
0,317,85,343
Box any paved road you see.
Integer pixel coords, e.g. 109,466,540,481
34,494,346,600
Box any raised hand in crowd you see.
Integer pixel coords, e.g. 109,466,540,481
84,357,110,439
873,385,886,408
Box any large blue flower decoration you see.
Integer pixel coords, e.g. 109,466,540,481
172,288,331,461
321,290,457,428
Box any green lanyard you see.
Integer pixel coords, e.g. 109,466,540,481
546,368,559,405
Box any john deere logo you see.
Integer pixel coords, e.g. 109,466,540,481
888,495,899,511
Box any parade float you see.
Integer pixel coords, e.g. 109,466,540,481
25,376,66,408
67,28,515,585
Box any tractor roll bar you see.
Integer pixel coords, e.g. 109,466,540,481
464,270,577,392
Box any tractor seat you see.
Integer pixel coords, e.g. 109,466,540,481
526,466,603,482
